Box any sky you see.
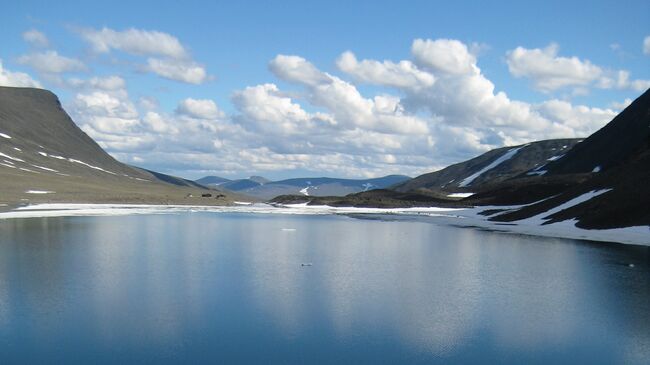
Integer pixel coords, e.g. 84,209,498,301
1,0,649,180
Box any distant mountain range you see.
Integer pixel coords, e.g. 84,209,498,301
196,175,411,200
274,88,650,230
0,87,241,206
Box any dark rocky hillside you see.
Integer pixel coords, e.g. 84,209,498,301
480,88,650,229
393,138,581,194
543,89,650,175
271,189,468,209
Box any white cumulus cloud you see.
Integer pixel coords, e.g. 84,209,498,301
506,43,650,93
613,70,650,92
176,98,223,120
145,58,207,84
0,59,41,87
269,55,331,86
336,51,435,90
644,36,650,55
22,29,49,48
411,38,478,75
77,26,209,84
68,75,126,91
506,43,603,92
269,54,429,135
17,50,86,74
232,83,330,135
80,27,188,59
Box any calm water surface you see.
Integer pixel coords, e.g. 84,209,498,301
0,213,648,364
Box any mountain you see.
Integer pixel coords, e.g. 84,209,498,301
195,176,232,186
0,87,243,206
197,174,411,200
274,88,650,231
393,138,582,194
542,90,650,176
249,176,271,184
198,176,270,191
475,88,650,229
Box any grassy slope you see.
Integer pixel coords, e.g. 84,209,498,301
0,87,250,207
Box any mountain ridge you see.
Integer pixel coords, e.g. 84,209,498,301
197,174,411,200
0,86,245,206
273,88,650,231
393,138,582,194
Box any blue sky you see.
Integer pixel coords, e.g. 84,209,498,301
1,0,649,180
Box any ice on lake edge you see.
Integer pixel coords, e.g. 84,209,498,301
0,202,647,246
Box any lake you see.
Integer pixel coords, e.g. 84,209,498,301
0,212,648,364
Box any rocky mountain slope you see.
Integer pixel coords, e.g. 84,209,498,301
0,87,241,206
197,174,410,200
476,88,650,229
543,90,650,176
393,138,581,194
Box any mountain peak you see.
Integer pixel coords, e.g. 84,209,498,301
249,176,270,184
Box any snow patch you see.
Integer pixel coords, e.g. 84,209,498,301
459,145,525,187
68,159,116,175
233,201,252,205
31,164,59,173
0,132,11,139
526,170,547,176
0,152,25,162
447,192,474,198
362,183,375,192
299,187,311,196
592,166,601,173
547,154,564,161
518,189,612,225
25,190,54,194
0,163,16,169
19,168,39,173
13,147,21,152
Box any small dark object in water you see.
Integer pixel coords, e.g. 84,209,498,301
301,263,312,267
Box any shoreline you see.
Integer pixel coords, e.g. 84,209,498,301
0,202,648,247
